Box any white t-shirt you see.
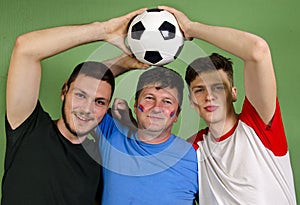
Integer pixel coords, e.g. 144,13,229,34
189,98,297,205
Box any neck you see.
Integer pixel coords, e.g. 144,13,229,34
137,129,171,144
208,113,238,139
56,118,87,144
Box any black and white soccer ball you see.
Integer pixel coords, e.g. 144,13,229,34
127,8,184,66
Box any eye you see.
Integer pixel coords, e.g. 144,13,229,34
95,99,107,107
145,95,154,100
193,87,205,94
74,92,85,99
213,84,225,91
163,99,173,105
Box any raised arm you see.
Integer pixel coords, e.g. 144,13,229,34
159,6,276,124
102,54,149,77
6,8,146,129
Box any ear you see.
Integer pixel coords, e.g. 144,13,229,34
133,101,138,115
231,86,237,102
61,83,68,101
173,111,179,122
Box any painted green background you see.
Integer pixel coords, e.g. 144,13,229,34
0,0,299,202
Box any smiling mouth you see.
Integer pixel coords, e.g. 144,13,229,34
74,113,93,122
148,115,165,120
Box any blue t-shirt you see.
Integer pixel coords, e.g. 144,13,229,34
97,114,198,205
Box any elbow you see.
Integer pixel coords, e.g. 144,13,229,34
250,37,271,62
13,33,35,57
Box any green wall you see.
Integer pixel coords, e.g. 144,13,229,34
1,0,299,202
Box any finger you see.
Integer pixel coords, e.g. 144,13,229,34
117,101,128,110
112,98,120,110
125,8,147,20
120,44,131,55
127,57,150,69
135,61,150,69
157,5,174,13
113,98,128,110
112,37,132,55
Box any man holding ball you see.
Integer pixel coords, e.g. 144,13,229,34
159,5,297,205
2,8,147,205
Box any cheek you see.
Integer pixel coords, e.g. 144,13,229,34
63,98,74,113
137,102,155,113
138,101,177,118
193,94,204,104
95,108,108,120
165,106,179,119
137,104,145,112
67,96,82,110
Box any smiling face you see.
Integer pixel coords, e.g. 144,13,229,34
189,70,237,126
134,85,180,142
59,74,111,139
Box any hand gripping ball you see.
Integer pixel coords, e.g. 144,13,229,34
127,8,184,66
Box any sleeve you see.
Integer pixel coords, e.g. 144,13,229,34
4,101,49,170
97,113,135,140
5,101,45,151
239,97,288,156
96,113,116,140
187,128,207,150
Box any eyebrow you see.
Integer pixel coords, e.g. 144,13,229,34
191,85,205,90
74,87,110,102
143,93,177,103
191,83,225,90
73,87,87,94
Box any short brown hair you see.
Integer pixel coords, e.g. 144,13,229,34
135,67,184,108
185,53,233,86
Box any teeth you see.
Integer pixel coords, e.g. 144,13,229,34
75,114,89,121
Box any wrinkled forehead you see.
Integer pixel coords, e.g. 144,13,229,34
140,83,180,100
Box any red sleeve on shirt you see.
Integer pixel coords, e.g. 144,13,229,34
188,128,208,150
239,97,288,156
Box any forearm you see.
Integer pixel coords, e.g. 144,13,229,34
188,22,270,62
15,22,107,61
102,54,149,77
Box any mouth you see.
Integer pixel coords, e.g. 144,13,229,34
148,114,165,121
204,105,218,112
74,113,93,122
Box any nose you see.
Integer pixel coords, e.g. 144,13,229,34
151,100,164,113
205,89,216,101
80,100,93,114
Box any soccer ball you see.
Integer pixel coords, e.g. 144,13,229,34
127,8,184,66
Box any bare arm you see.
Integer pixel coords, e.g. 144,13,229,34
6,8,146,129
159,6,276,124
102,54,149,77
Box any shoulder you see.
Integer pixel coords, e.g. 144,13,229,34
240,97,288,156
168,134,197,153
5,101,54,153
171,134,194,147
168,135,198,163
187,128,208,150
6,101,50,132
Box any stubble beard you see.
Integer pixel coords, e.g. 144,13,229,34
61,100,94,137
